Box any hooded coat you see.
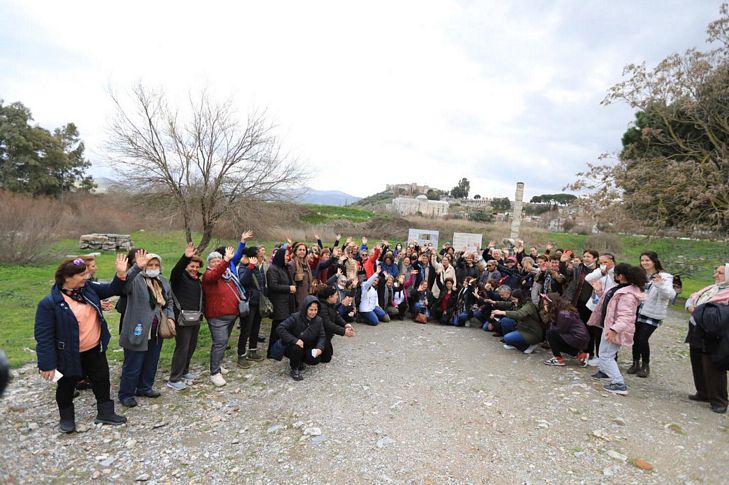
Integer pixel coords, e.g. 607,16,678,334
276,295,327,350
267,248,297,321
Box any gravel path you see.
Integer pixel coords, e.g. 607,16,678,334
2,309,728,484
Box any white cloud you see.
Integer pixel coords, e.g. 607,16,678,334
0,0,722,200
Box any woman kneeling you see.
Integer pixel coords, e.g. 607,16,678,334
277,296,331,381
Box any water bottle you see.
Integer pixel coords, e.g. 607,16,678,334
134,323,143,336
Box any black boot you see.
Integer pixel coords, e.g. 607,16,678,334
58,405,76,433
94,400,127,426
627,359,640,374
290,369,303,381
637,362,650,378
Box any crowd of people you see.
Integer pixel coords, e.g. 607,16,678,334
34,233,729,433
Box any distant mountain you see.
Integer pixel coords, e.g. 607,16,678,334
291,187,361,206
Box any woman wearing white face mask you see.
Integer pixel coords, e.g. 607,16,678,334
118,250,174,408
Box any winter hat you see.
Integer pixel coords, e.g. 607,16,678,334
245,246,259,258
207,251,223,263
146,253,162,267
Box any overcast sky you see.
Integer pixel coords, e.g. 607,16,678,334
0,1,722,200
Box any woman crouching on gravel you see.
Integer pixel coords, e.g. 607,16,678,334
490,289,544,354
588,263,646,395
542,293,589,367
35,255,130,433
276,295,328,381
684,263,729,413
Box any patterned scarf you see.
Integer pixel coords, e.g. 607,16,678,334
62,288,86,304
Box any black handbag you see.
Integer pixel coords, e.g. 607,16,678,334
250,271,273,318
172,287,203,327
226,281,250,319
270,339,286,361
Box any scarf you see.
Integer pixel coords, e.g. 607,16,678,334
62,288,86,304
144,276,166,308
693,279,729,307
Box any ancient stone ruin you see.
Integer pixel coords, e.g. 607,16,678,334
79,233,134,251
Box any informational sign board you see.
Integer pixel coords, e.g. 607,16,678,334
452,232,483,253
407,229,439,249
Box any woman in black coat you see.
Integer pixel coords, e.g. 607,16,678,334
317,286,355,362
276,295,329,381
266,246,297,358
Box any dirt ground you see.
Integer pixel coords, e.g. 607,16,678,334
1,308,728,484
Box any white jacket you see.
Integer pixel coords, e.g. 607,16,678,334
359,272,380,313
585,267,616,311
637,271,675,320
431,257,456,299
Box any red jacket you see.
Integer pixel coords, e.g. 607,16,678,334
202,262,240,319
364,247,382,278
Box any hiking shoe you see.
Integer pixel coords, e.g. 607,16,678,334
237,355,253,369
603,382,628,395
544,356,565,366
210,373,227,387
523,344,538,354
94,401,127,426
166,380,188,391
586,357,600,367
120,397,138,408
591,371,609,380
246,349,264,362
136,389,161,398
290,369,303,381
181,372,197,381
688,393,709,402
576,352,589,365
503,344,516,350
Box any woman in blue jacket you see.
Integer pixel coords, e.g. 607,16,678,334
35,255,129,433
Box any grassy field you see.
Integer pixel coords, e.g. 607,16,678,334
300,204,375,224
1,227,726,368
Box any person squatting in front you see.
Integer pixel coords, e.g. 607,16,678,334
276,295,331,381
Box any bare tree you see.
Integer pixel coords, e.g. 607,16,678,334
106,83,307,251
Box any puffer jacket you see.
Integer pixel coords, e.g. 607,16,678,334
276,295,326,350
588,284,645,346
637,271,675,320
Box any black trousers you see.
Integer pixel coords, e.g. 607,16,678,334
546,329,580,358
238,304,261,355
587,325,603,358
267,319,285,358
284,343,333,370
169,324,200,382
690,348,728,408
632,321,658,363
56,346,111,411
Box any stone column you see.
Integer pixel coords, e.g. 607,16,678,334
510,182,525,240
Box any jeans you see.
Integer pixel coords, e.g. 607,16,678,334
119,336,163,400
501,318,529,351
56,346,111,410
360,306,386,326
208,315,238,375
588,326,603,358
455,311,472,326
169,323,200,382
412,302,429,317
598,337,624,385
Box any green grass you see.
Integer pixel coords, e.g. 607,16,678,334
300,204,375,224
1,227,726,368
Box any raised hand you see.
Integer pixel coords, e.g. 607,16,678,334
224,246,235,262
362,236,368,244
135,249,150,268
336,234,342,241
346,236,353,244
115,253,129,275
314,234,321,241
249,256,259,266
411,270,419,275
184,242,196,258
287,237,293,245
241,230,254,242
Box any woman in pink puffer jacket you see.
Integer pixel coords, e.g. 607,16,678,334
587,263,646,395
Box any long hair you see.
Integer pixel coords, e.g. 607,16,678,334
640,251,664,272
614,263,646,290
545,292,577,323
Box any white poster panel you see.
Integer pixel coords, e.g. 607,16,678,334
407,229,439,250
452,232,483,253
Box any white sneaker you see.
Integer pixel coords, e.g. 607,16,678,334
523,344,538,354
219,366,229,375
210,373,227,387
166,380,188,391
503,344,516,350
586,357,600,367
